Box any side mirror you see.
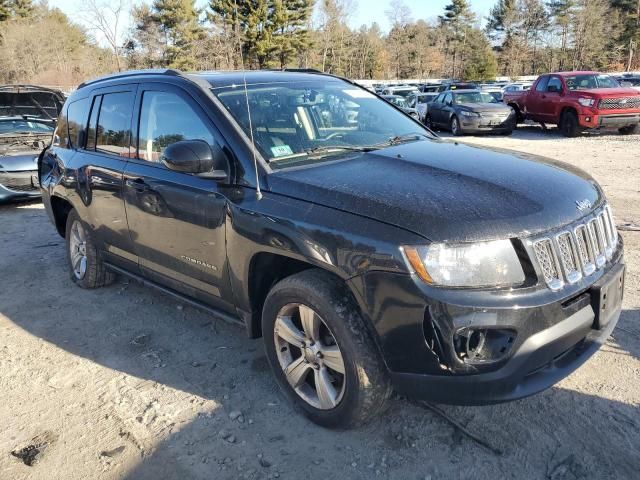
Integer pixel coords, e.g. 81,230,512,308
161,139,228,180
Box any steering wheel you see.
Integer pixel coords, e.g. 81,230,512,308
324,132,346,141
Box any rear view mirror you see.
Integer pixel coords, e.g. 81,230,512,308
161,140,228,180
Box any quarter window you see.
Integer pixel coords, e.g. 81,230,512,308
67,98,88,149
53,107,69,148
137,91,214,163
93,92,134,156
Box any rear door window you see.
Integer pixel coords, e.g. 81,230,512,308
67,98,88,149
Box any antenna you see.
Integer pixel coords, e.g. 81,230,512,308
243,74,262,200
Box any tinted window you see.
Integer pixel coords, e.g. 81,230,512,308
52,106,69,148
535,76,549,92
138,91,214,163
86,96,101,151
434,93,445,103
444,93,452,105
95,92,134,156
67,98,88,149
547,77,562,92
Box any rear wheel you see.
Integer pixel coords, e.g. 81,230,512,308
450,115,462,136
65,209,115,288
560,110,581,137
262,270,391,428
619,123,639,135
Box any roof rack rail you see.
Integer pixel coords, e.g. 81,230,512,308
77,69,184,89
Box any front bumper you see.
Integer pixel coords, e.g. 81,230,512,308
459,114,515,133
392,299,619,404
579,113,640,129
0,170,41,202
348,250,624,406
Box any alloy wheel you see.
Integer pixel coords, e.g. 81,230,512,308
69,220,87,280
274,303,346,410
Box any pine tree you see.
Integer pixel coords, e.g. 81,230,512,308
463,29,498,80
153,0,204,69
439,0,476,78
611,0,640,70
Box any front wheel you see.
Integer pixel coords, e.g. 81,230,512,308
619,123,639,135
65,209,115,288
425,114,435,130
450,115,463,136
262,270,391,428
560,111,581,137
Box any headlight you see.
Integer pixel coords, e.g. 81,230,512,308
402,240,525,287
578,97,595,107
460,110,479,117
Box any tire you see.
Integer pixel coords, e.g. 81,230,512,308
450,115,463,136
425,114,435,131
262,269,391,429
65,209,115,288
619,123,639,135
560,110,581,137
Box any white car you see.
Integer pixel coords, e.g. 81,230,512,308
502,83,532,93
407,92,439,122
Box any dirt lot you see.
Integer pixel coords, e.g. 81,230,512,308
1,125,639,480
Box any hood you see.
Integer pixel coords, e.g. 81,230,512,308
267,139,602,243
0,85,65,120
571,87,640,98
458,103,511,114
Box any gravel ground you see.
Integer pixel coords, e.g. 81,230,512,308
1,125,639,480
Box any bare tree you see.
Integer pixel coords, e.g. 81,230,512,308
79,0,128,71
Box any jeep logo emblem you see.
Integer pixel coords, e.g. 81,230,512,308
575,199,592,211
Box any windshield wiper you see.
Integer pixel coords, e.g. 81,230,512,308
376,133,430,147
270,145,379,163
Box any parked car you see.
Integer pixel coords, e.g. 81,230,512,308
439,81,479,92
418,83,442,93
40,69,624,428
407,92,438,122
504,71,640,136
0,85,65,202
615,75,640,92
425,89,516,135
380,85,418,97
502,82,532,93
480,84,504,102
381,94,420,119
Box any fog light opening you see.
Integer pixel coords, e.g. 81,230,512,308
454,328,517,364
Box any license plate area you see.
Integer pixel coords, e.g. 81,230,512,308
31,174,39,187
590,265,625,330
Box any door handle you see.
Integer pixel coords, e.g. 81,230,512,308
125,178,149,192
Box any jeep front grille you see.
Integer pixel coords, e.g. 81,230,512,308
598,97,640,110
532,205,618,290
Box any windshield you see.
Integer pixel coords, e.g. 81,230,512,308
391,89,416,98
0,119,54,135
213,80,429,168
454,92,498,104
565,74,620,90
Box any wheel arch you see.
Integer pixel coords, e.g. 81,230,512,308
50,195,74,237
245,252,358,339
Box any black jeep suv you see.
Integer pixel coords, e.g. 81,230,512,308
39,69,624,428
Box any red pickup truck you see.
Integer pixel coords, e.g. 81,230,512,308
503,71,640,136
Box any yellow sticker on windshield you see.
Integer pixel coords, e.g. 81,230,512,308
271,145,294,157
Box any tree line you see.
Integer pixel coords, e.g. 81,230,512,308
0,0,639,87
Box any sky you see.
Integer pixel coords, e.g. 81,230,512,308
50,0,495,45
